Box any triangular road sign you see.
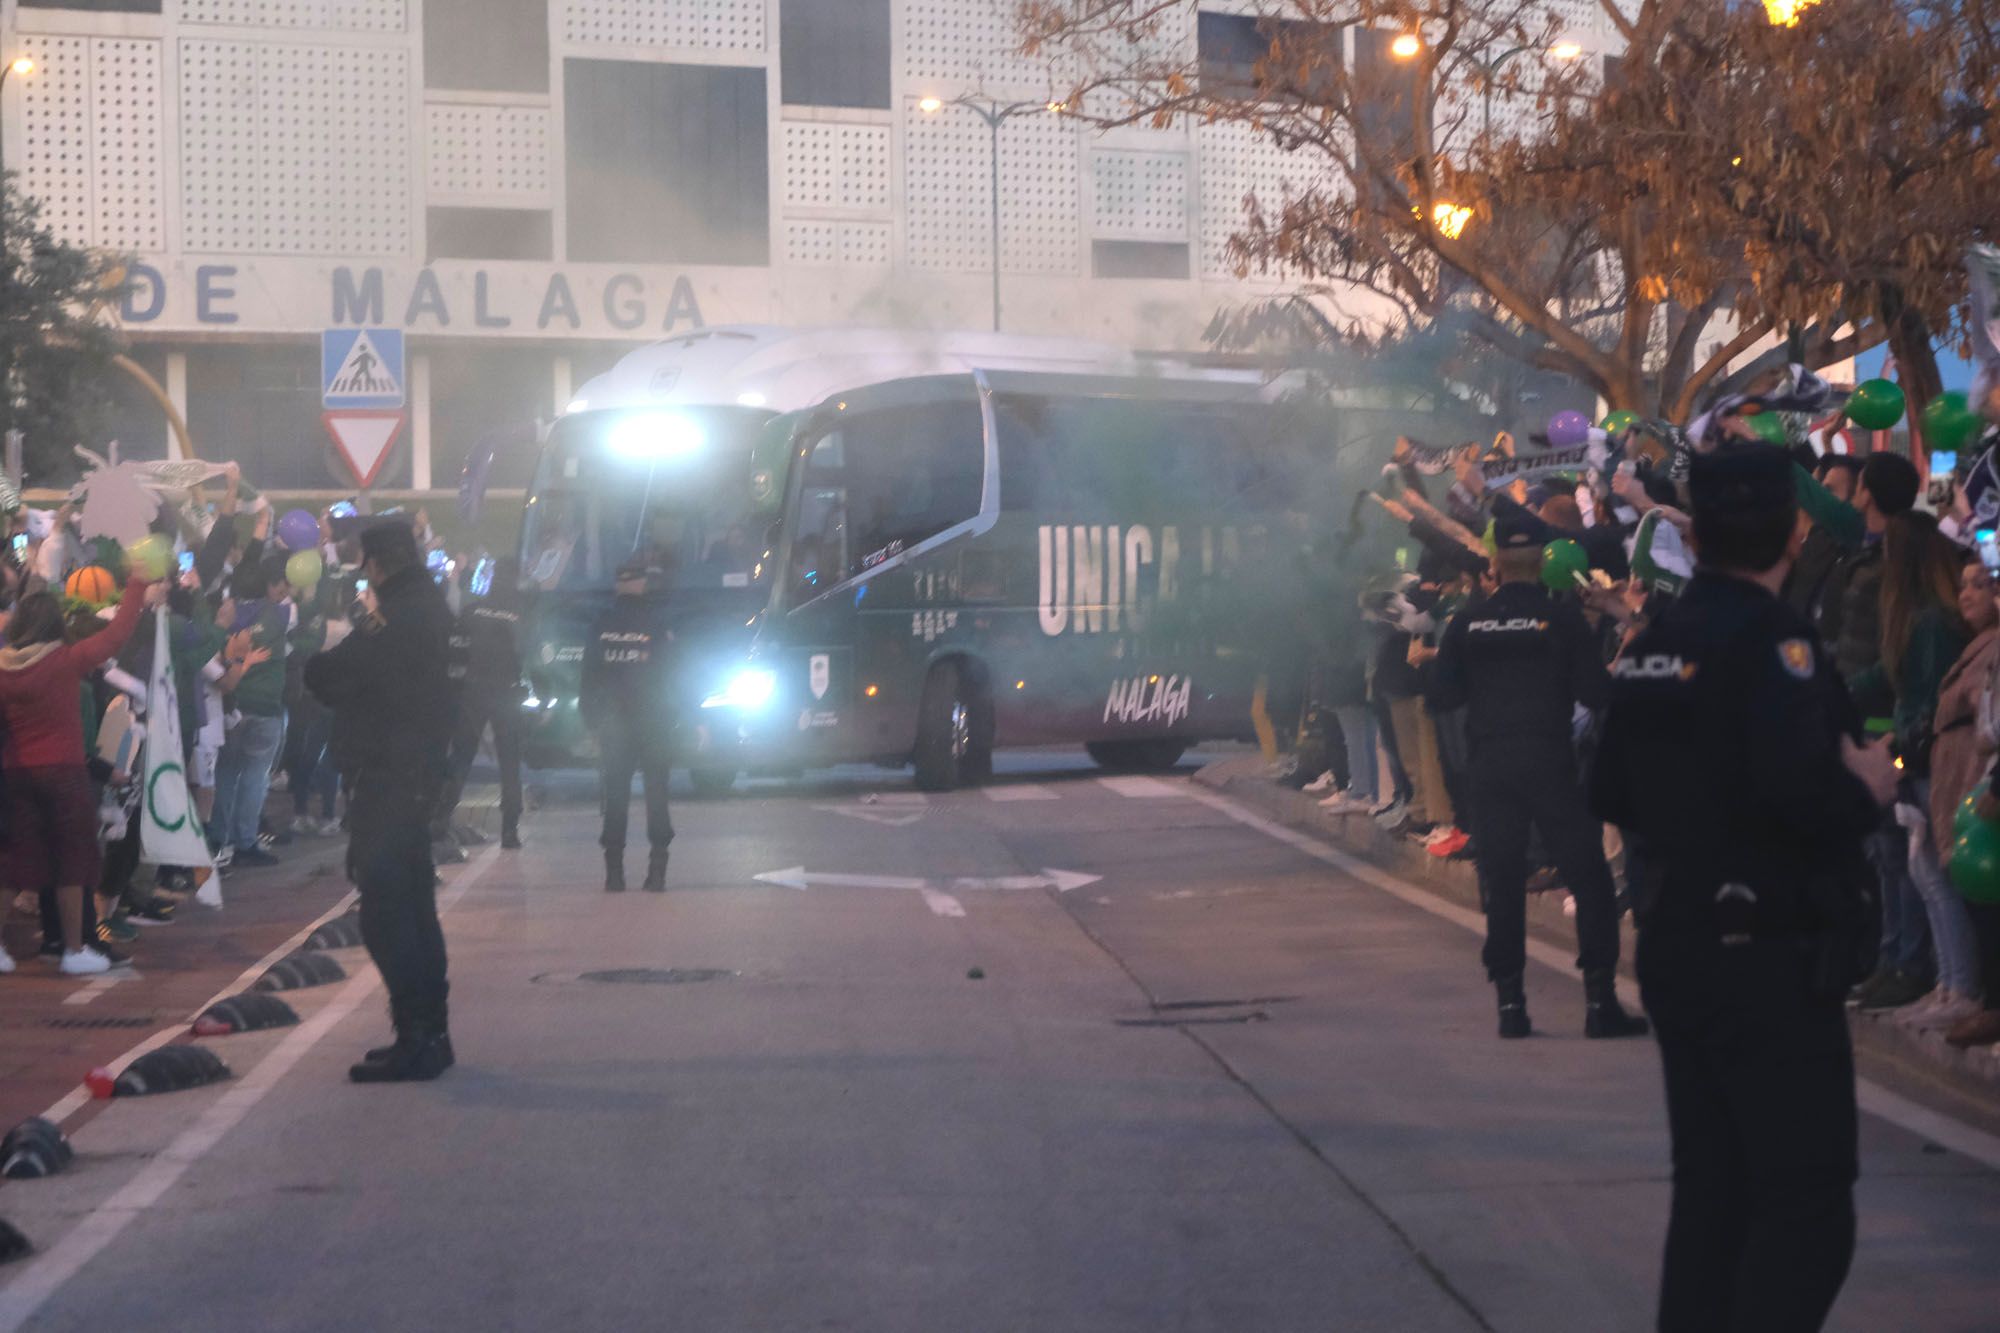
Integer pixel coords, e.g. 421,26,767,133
323,410,406,489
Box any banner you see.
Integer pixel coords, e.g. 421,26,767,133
140,610,220,905
1631,510,1693,595
1479,443,1595,490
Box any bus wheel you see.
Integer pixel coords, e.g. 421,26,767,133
914,661,990,791
690,768,738,798
1085,739,1187,772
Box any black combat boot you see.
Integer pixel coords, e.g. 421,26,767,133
1495,973,1531,1039
501,817,522,851
1584,969,1650,1039
605,851,626,893
643,847,669,893
365,1003,454,1068
351,1016,449,1083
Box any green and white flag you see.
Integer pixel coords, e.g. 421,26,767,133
1630,510,1692,596
140,610,220,906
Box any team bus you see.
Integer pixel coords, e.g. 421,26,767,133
515,326,1333,791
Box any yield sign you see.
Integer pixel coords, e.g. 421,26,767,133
323,410,406,489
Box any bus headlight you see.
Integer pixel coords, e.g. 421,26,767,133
701,667,775,711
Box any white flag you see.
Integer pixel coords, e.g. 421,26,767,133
140,610,220,905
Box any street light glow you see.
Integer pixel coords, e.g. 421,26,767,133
918,95,944,113
1549,41,1583,61
1390,33,1423,60
1763,0,1820,24
8,57,33,77
1433,202,1473,239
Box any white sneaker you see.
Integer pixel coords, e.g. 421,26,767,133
1302,771,1338,795
1907,991,1980,1030
318,816,345,838
59,948,111,976
1319,791,1370,814
0,946,15,974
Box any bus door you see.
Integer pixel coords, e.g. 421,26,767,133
773,389,989,763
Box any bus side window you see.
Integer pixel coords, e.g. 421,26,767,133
840,402,983,576
789,432,849,605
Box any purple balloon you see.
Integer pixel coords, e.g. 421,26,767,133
276,508,320,553
1547,410,1592,448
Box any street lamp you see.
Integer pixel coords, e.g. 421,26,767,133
918,94,1065,333
1763,0,1820,25
1431,201,1473,240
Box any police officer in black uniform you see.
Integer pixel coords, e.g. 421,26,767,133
1591,445,1896,1332
581,556,676,893
305,520,458,1082
1432,510,1649,1039
436,556,527,851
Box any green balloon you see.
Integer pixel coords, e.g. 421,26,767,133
1540,538,1589,593
1954,782,1985,845
285,548,324,592
1846,378,1906,431
125,534,172,582
1921,390,1979,454
1482,519,1497,555
1952,815,2000,905
1601,410,1641,436
1744,412,1788,446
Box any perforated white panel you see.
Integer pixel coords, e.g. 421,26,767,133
1197,120,1336,279
181,39,412,255
91,40,165,252
785,220,838,266
560,0,766,50
905,100,1078,275
902,0,1069,94
179,0,407,32
841,222,893,267
1091,149,1188,242
781,122,892,215
427,103,552,200
16,36,93,245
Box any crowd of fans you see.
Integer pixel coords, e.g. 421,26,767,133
1278,389,2000,1054
0,465,499,978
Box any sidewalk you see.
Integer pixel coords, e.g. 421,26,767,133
1195,754,2000,1139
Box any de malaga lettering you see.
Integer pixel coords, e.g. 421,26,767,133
117,263,705,333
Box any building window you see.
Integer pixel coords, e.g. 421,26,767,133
426,0,549,94
1091,240,1190,280
1351,28,1423,156
781,0,890,109
1198,11,1340,99
428,208,553,262
565,60,769,266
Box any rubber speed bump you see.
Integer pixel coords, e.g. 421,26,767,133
0,1118,73,1179
110,1046,230,1097
0,1218,29,1265
304,911,363,951
254,951,346,992
193,993,300,1037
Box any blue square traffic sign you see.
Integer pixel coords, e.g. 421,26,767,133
322,327,405,409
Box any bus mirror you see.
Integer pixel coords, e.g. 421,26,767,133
763,519,783,554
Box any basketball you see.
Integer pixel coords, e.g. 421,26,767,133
65,565,118,607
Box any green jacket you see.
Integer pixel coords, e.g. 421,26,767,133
231,601,291,717
1849,606,1968,768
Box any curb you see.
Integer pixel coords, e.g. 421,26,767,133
1195,756,2000,1139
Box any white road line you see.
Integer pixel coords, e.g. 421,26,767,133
0,845,503,1333
984,784,1058,802
919,888,967,918
1097,775,1183,799
36,886,361,1130
1188,787,2000,1173
59,975,136,1008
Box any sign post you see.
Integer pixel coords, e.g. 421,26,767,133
321,328,407,499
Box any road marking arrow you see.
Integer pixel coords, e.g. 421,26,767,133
753,866,1103,916
810,804,928,828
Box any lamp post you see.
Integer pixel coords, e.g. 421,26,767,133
919,94,1065,333
0,55,32,480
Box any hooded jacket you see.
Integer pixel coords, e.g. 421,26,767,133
0,578,147,769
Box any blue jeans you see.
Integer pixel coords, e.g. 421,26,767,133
1334,705,1377,803
1867,824,1931,979
1906,779,1979,995
213,712,285,852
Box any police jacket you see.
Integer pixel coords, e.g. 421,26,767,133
1590,572,1879,938
1431,580,1607,761
450,595,525,701
579,594,676,735
303,563,455,788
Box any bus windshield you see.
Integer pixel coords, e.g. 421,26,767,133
521,406,771,594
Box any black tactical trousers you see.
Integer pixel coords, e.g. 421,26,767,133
438,690,523,828
1470,749,1621,980
597,726,673,852
351,775,449,1032
1637,931,1857,1333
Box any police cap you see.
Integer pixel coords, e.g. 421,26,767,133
1688,444,1795,524
1494,509,1552,550
358,518,418,570
615,555,653,582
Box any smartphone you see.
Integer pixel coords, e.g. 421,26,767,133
177,550,195,576
355,578,369,594
328,500,358,520
1978,529,2000,574
9,534,26,557
1931,450,1959,478
469,555,495,599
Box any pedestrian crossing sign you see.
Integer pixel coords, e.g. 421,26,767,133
321,327,405,409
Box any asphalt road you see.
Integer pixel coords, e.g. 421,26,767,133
1,753,1996,1332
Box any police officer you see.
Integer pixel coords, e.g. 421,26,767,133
1591,445,1896,1332
581,556,676,893
305,520,458,1083
436,556,527,851
1432,510,1649,1039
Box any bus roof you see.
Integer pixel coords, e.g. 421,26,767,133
564,326,1263,417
